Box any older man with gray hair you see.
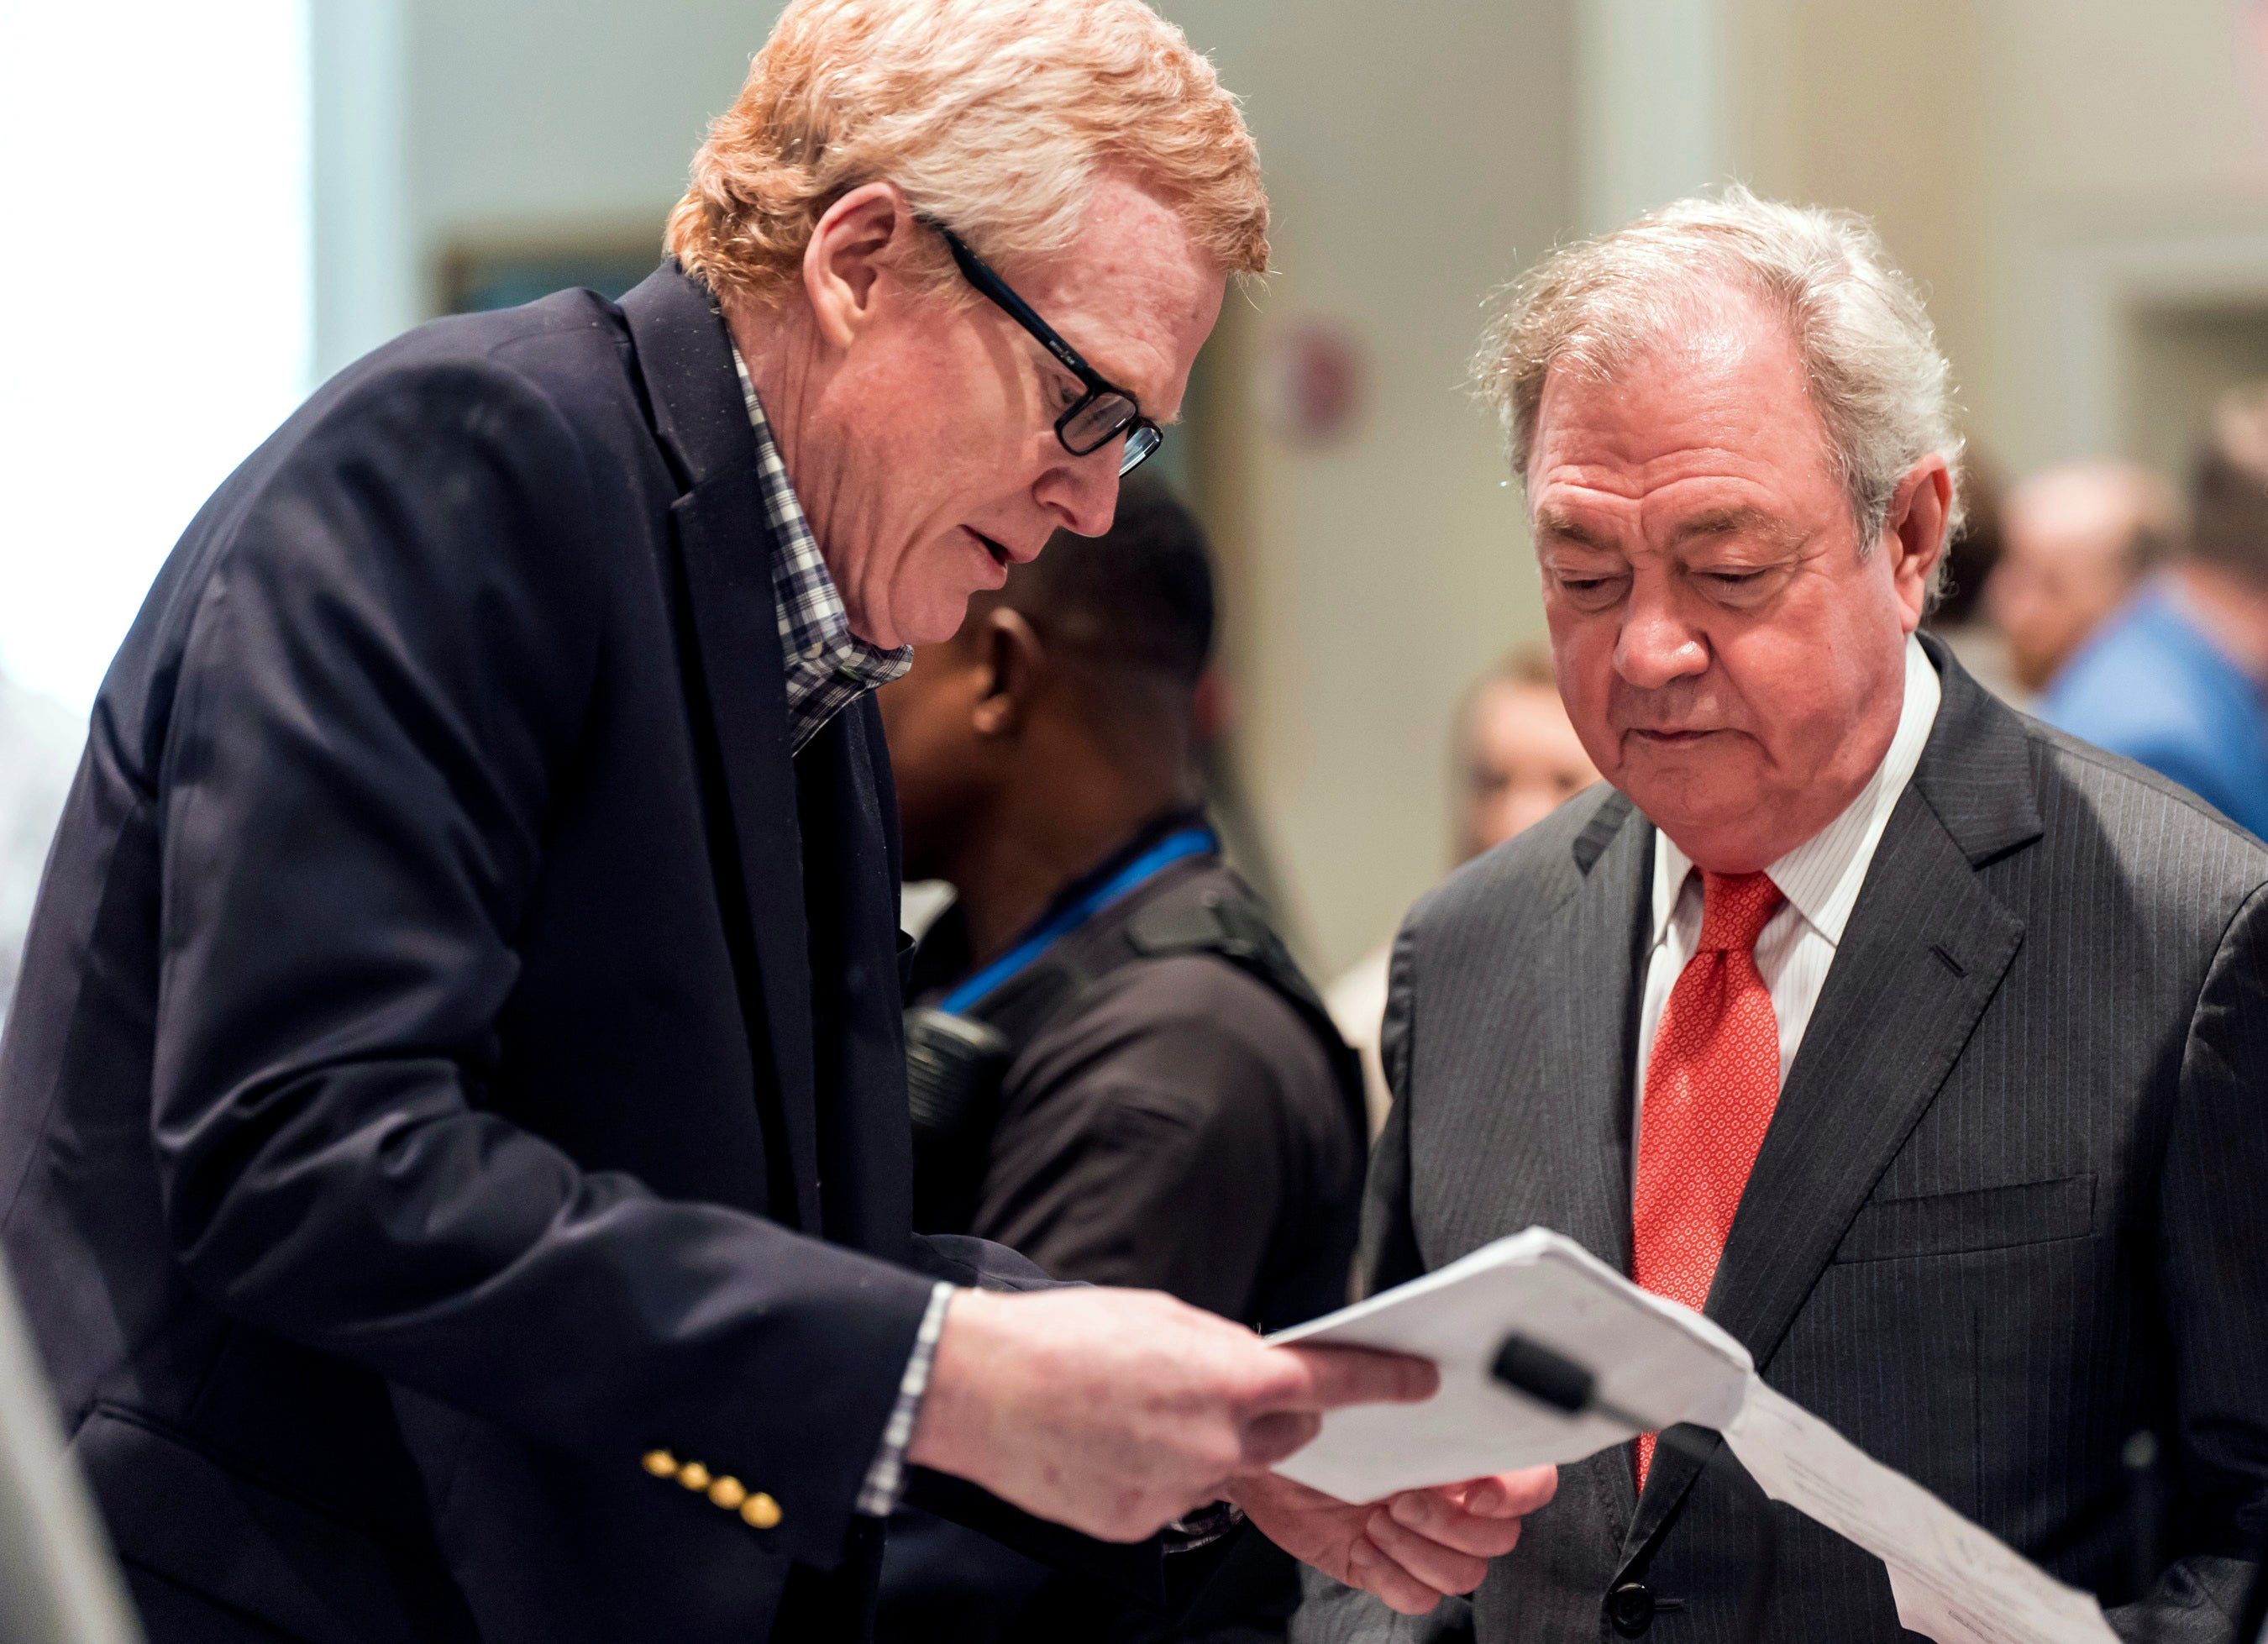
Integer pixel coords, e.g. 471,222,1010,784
1298,187,2268,1641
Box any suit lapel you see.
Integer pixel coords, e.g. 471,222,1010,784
620,263,825,1234
1704,796,2024,1363
1431,793,1651,1269
1620,638,2041,1564
1430,792,1652,1530
1709,638,2040,1368
1558,797,1652,1532
794,696,918,1258
1419,792,1650,1284
1549,795,1653,1282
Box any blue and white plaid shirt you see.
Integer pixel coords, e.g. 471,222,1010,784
730,347,911,754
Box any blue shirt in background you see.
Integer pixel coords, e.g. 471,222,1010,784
2039,580,2268,839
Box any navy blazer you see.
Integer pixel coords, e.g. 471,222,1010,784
0,264,1179,1643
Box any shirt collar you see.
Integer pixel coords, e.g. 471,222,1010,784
1649,633,1943,949
728,343,911,751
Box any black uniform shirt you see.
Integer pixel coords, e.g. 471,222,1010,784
885,818,1364,1642
909,816,1361,1332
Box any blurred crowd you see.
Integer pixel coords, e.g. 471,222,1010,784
1953,388,2268,839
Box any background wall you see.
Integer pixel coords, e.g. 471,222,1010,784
407,0,755,287
1,0,310,712
1730,0,2268,481
1163,1,1576,969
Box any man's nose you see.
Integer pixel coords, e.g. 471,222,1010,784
1037,450,1121,539
1614,596,1709,689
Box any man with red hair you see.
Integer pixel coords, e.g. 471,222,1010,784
0,4,1549,1641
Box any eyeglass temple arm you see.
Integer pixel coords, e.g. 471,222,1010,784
935,227,1098,385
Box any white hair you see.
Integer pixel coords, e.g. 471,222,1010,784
1474,186,1965,569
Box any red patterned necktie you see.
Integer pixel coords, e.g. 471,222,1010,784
1630,869,1785,1484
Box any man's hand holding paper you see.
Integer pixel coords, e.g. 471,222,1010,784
1273,1228,2118,1642
912,1284,1563,1613
1231,1468,1559,1616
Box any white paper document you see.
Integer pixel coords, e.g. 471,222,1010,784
1268,1227,1754,1503
1270,1227,2118,1644
1722,1379,2118,1643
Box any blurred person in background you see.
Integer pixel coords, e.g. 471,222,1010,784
1452,644,1604,864
1984,460,2176,697
0,3,1548,1640
2039,391,2268,837
1326,646,1598,1131
0,675,78,1034
877,477,1368,1644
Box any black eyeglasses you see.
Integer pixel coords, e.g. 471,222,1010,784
933,224,1163,478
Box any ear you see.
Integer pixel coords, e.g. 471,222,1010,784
1882,454,1954,633
801,181,919,351
970,607,1046,739
1191,666,1234,744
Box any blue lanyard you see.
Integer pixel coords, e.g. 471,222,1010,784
936,826,1215,1016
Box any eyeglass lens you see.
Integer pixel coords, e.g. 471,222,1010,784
1062,392,1138,454
1117,423,1161,476
1060,392,1158,475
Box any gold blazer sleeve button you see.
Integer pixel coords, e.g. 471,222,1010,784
706,1477,746,1510
641,1451,678,1479
677,1461,711,1492
740,1493,782,1531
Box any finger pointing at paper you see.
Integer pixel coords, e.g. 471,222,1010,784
1231,1339,1445,1471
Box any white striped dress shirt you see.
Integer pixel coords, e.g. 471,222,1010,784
1633,635,1942,1159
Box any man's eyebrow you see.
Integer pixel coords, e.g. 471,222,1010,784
1668,506,1801,550
1533,508,1614,549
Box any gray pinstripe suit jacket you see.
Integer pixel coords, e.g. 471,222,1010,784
1296,637,2268,1644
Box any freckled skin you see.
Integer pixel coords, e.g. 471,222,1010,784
732,172,1226,649
1526,288,1950,873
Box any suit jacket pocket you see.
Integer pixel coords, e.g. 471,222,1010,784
71,1405,456,1644
1830,1174,2096,1264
